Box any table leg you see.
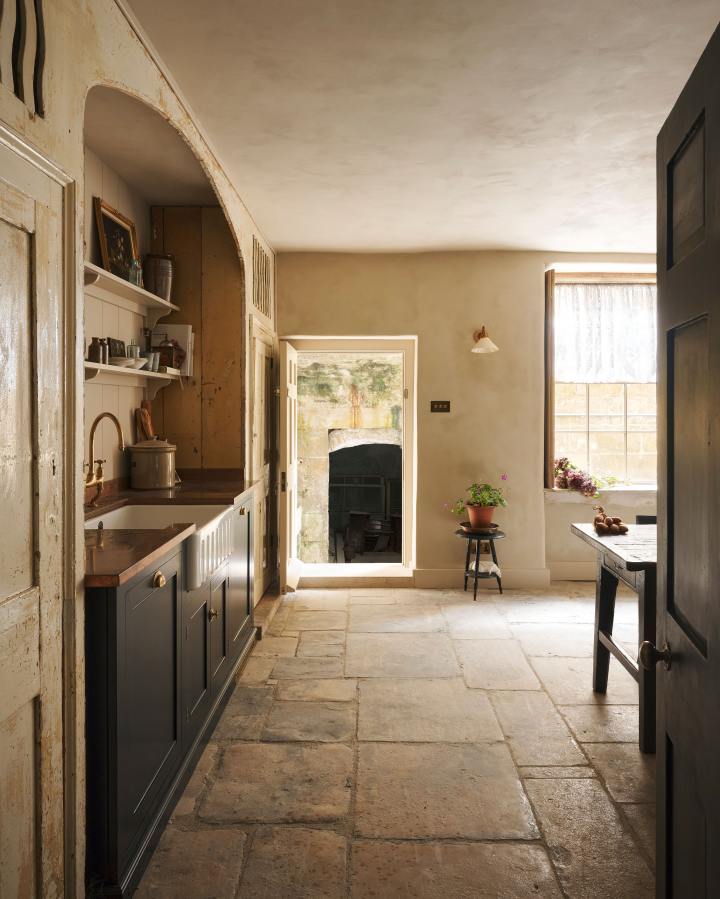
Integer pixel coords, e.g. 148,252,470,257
463,538,472,592
473,539,481,601
637,567,657,753
489,540,502,594
593,559,618,693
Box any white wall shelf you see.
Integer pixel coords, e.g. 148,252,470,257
84,361,180,401
84,261,180,328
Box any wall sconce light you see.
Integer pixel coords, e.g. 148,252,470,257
472,326,499,354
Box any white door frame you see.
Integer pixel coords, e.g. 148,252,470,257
249,316,278,600
280,335,417,573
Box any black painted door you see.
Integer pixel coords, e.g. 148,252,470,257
656,21,720,897
181,580,211,751
116,552,182,871
209,564,230,695
228,500,253,662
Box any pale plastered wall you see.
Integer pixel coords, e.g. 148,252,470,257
277,251,656,588
0,1,275,890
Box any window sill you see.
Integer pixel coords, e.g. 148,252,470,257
544,486,657,505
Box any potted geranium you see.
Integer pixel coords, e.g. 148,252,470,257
451,478,508,529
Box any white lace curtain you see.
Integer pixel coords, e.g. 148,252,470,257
554,282,657,383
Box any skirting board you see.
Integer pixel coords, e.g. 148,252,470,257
297,574,414,588
296,561,414,589
295,566,552,590
414,567,551,590
548,561,596,581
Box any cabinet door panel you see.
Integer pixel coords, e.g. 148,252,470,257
209,567,229,694
182,584,211,750
117,555,181,867
228,501,253,662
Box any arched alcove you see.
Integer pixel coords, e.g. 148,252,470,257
82,86,246,481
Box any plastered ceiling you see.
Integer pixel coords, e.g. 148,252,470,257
126,0,718,252
84,87,218,205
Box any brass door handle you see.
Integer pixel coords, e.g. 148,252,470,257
152,570,166,589
208,608,219,622
638,640,672,671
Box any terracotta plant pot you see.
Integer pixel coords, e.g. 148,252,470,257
467,503,495,529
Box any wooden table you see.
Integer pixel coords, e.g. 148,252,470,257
571,522,657,753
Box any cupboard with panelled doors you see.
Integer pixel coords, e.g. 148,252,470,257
85,496,254,897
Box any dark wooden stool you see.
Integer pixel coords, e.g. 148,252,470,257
455,529,505,598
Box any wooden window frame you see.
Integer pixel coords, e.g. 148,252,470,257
544,271,657,488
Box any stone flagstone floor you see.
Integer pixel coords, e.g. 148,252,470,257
137,583,656,898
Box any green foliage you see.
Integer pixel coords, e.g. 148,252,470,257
298,362,345,399
450,482,507,514
297,357,402,405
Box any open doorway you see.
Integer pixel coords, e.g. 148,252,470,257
279,337,416,587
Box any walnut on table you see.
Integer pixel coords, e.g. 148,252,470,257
592,505,629,536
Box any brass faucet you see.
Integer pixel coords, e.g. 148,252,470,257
85,412,126,507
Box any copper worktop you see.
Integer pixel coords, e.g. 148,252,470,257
84,472,256,587
84,472,256,520
85,524,196,588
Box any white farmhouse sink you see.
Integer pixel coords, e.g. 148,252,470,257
86,504,233,590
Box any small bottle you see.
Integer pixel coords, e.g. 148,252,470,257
127,338,140,359
88,337,102,363
129,257,143,287
99,338,109,365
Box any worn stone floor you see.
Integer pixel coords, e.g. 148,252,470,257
137,583,656,898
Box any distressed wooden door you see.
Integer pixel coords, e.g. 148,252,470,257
0,146,65,896
250,322,277,599
279,340,300,592
655,21,720,897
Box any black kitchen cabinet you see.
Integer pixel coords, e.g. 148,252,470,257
86,547,183,895
86,496,255,897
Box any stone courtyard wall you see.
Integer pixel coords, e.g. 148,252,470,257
297,352,403,562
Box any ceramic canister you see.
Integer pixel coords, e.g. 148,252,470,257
128,438,177,489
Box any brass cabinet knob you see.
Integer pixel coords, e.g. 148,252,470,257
638,640,672,671
237,506,246,515
208,608,219,622
152,570,166,589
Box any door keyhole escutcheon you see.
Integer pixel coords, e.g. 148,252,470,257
208,608,219,622
638,640,672,671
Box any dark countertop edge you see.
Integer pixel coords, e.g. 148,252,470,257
85,523,196,588
85,479,257,522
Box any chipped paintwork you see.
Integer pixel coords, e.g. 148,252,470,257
0,1,278,895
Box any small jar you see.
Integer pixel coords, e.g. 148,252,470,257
127,339,140,359
99,338,109,365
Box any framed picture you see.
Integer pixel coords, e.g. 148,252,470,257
94,197,138,281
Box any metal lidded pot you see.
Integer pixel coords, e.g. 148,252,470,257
128,438,177,489
142,254,174,302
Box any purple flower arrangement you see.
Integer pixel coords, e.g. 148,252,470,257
554,457,600,498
